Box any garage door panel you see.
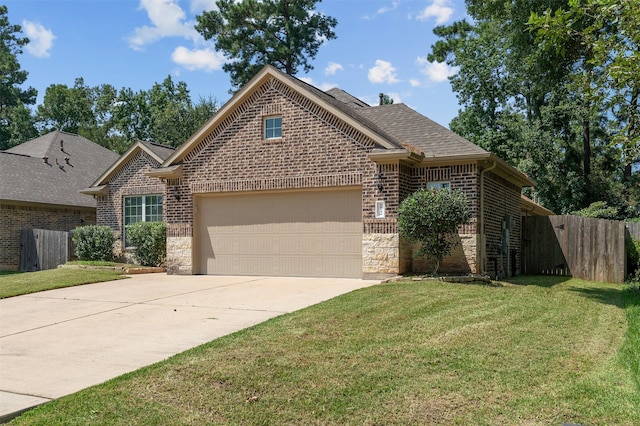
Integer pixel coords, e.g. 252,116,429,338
197,189,362,278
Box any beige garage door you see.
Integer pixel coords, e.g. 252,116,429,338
196,188,362,278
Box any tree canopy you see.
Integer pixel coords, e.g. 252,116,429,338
195,0,337,91
428,0,639,216
0,5,37,149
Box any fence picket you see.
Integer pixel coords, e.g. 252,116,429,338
522,216,626,284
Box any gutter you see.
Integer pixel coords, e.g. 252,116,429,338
478,159,497,274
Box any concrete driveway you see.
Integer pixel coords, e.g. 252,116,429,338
0,274,379,421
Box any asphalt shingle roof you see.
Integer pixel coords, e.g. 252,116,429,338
138,140,175,161
349,103,488,158
1,131,120,208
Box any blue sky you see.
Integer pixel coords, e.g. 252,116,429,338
7,0,467,128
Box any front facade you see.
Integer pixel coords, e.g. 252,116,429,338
88,66,536,279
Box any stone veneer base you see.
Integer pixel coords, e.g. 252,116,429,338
166,236,192,275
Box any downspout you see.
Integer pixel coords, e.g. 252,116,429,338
479,159,497,275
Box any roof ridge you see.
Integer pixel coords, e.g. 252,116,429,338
139,140,175,150
0,151,31,158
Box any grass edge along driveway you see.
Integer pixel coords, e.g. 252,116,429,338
0,268,125,299
10,276,640,425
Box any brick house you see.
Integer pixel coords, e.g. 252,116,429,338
80,140,175,255
85,65,545,279
0,131,120,270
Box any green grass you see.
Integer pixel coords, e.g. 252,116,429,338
10,276,640,425
0,268,125,299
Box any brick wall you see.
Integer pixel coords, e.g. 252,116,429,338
164,76,389,274
482,171,522,278
403,163,480,274
0,202,95,270
96,150,165,255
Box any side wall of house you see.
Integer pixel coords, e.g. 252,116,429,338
482,171,522,278
0,202,95,270
96,150,165,258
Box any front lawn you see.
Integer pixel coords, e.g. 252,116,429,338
11,276,640,425
0,267,125,299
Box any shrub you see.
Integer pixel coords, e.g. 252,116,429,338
398,188,471,274
627,237,640,277
126,222,166,267
72,225,115,261
571,201,619,220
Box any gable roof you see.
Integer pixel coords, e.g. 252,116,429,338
81,140,175,195
161,65,403,167
0,131,120,208
155,65,533,187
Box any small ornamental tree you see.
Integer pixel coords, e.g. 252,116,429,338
398,188,471,274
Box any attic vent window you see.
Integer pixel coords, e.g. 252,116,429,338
264,116,282,139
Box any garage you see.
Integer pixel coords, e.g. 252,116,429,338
195,188,363,278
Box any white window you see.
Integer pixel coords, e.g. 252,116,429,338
375,200,386,219
427,181,451,191
123,195,162,247
264,116,282,139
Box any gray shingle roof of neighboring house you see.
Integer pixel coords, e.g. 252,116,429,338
352,103,489,158
325,88,370,108
138,140,175,161
1,131,120,208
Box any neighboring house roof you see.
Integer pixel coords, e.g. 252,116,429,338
325,88,370,108
521,194,555,216
81,140,175,195
153,65,534,187
0,131,120,208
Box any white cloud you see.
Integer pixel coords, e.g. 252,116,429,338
129,0,199,50
22,20,55,58
417,57,458,83
377,1,399,15
171,46,225,71
319,82,338,91
324,62,343,76
416,0,454,25
409,78,421,87
368,60,400,84
189,0,218,13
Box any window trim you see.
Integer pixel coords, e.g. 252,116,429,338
264,116,282,140
427,181,451,191
123,194,163,248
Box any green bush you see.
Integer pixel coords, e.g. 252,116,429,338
398,188,471,274
126,222,166,267
72,225,115,261
571,201,619,219
627,237,640,277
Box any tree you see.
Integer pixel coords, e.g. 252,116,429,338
379,93,394,105
36,78,95,134
0,5,37,147
398,188,471,274
427,0,632,214
195,0,337,91
529,0,640,208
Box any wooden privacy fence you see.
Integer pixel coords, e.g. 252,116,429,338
628,222,640,241
522,215,626,284
20,228,71,272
